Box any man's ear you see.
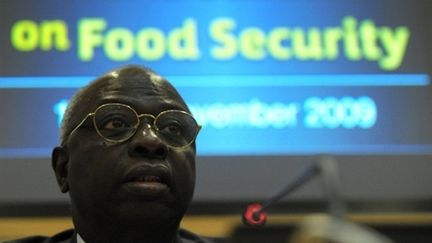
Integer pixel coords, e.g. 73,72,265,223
52,146,70,193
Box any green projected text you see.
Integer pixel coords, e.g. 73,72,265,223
10,16,410,71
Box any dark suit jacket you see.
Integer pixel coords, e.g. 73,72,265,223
3,228,226,243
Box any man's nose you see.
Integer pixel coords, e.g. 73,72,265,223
127,123,168,159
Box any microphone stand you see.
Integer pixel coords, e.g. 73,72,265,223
241,155,394,243
243,155,346,226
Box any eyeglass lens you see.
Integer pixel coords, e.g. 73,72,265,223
93,104,198,147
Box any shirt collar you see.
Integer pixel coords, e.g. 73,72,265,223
77,233,86,243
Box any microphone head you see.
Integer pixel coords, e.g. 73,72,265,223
242,203,267,227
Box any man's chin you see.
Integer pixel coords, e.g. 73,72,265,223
115,200,187,224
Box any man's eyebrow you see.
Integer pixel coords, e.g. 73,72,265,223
150,103,190,113
158,101,188,111
96,98,188,112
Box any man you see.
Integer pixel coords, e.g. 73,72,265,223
7,65,223,243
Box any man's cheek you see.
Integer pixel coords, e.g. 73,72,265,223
68,145,103,179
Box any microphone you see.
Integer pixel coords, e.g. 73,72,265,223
240,156,394,243
242,155,345,227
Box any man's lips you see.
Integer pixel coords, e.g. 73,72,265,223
122,164,171,196
123,164,171,182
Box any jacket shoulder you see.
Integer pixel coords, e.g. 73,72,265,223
3,229,75,243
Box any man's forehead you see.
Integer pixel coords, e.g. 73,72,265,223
96,71,164,91
82,71,188,111
97,93,188,112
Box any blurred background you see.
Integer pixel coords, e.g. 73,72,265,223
1,0,432,242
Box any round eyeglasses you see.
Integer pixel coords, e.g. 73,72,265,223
63,103,201,148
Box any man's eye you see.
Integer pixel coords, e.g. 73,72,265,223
161,123,183,136
102,118,129,129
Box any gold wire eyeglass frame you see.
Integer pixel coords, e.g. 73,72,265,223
62,103,201,148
